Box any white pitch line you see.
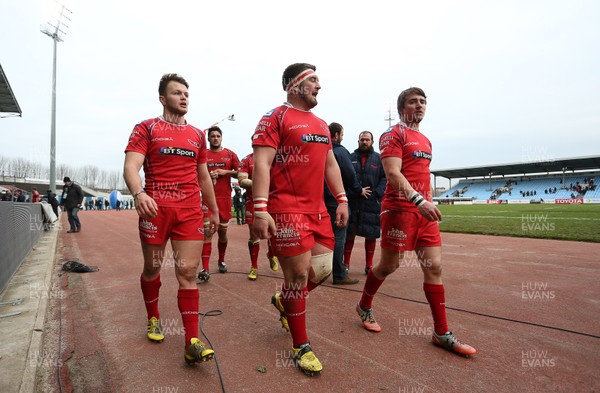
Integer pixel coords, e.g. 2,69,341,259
443,215,600,221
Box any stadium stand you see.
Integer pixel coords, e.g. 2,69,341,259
432,156,600,203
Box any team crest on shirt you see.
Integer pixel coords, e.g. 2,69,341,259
301,134,329,144
187,139,201,148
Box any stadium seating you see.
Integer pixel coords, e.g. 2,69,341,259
442,175,597,200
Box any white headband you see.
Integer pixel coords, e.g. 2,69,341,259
286,69,316,92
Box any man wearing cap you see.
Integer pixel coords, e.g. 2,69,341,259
251,63,348,376
61,177,84,233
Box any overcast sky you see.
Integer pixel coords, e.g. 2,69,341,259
2,0,599,182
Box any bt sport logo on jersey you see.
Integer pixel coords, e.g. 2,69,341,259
158,147,196,158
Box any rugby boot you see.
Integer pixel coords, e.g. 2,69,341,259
432,331,477,356
147,317,164,343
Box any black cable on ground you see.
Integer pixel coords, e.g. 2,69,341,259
225,270,600,340
199,310,226,393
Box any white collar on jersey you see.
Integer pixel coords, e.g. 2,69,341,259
283,102,312,113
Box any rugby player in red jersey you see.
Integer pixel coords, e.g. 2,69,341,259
356,87,476,356
237,152,279,280
197,126,240,281
251,63,349,376
123,73,220,365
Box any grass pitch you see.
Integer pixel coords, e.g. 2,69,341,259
437,204,600,242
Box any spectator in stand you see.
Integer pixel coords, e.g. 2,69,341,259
15,189,26,202
46,190,59,217
31,187,41,202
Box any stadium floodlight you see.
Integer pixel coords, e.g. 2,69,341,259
207,114,235,129
384,103,395,128
40,0,72,194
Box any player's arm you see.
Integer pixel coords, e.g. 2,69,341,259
197,162,219,231
123,151,158,218
324,150,349,227
251,146,277,238
237,171,252,190
381,156,442,222
374,157,387,199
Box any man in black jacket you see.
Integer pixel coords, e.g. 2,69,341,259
324,123,368,285
344,131,387,274
46,189,59,217
61,176,84,233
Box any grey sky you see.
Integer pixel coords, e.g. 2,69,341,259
2,0,599,180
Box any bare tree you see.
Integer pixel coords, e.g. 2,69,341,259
0,156,8,177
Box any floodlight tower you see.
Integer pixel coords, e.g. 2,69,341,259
208,114,236,128
41,1,72,194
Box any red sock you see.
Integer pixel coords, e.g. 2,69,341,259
248,240,259,269
423,283,448,335
201,242,211,270
365,238,376,268
140,274,161,319
178,288,199,345
218,240,228,263
280,285,309,347
344,239,354,267
306,280,318,292
360,269,384,310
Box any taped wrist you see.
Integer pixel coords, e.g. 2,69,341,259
336,192,348,204
407,190,426,207
253,197,268,212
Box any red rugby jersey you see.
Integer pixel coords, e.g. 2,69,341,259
206,147,240,200
125,116,206,207
238,153,254,200
379,123,433,212
252,103,331,214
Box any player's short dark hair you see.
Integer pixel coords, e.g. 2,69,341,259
282,63,316,91
158,73,189,97
207,126,222,136
397,87,426,113
359,131,374,141
328,122,343,138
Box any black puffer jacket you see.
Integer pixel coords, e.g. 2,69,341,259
347,148,386,238
61,182,84,210
324,142,363,208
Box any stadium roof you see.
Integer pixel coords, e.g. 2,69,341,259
0,63,22,118
431,156,600,179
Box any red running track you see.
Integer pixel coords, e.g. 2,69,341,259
37,210,600,392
